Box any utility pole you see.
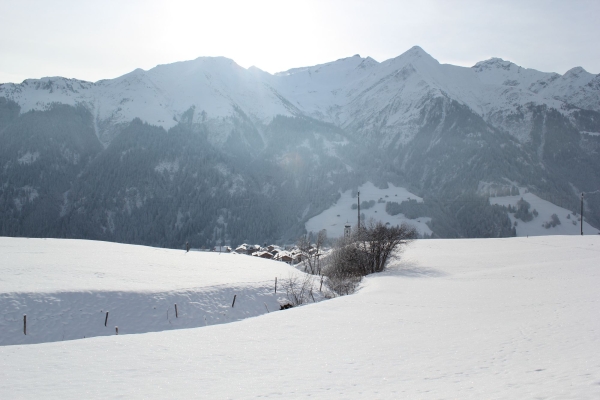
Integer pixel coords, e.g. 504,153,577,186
357,190,360,231
581,192,584,236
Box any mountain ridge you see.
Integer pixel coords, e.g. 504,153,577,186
2,47,598,138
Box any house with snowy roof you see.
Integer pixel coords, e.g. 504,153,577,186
274,251,293,263
252,251,274,259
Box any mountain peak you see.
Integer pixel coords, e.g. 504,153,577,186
275,54,369,76
408,45,425,52
404,46,433,59
472,57,517,72
563,66,588,77
387,46,438,66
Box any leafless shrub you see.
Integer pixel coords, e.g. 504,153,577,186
357,220,417,274
321,273,362,298
322,220,417,296
282,273,315,306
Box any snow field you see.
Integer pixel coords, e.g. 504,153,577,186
1,236,599,398
0,237,321,346
490,191,600,236
1,284,285,346
305,181,432,238
308,183,599,240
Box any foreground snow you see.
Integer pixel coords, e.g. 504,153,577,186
0,238,314,345
1,236,599,399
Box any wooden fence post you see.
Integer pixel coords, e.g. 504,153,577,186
175,304,178,318
105,311,109,327
231,294,237,308
320,276,323,292
24,315,26,335
115,326,118,335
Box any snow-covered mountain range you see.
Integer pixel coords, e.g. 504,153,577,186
2,46,598,146
1,47,599,246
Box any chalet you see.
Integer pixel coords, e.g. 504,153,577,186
274,251,293,263
249,244,261,255
252,251,274,259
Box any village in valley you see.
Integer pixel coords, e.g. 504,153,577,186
218,235,331,265
232,243,304,263
213,224,352,265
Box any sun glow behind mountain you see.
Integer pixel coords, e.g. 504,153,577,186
1,0,599,84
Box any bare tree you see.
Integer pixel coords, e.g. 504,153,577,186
315,229,327,275
322,221,417,296
321,237,364,296
358,220,417,274
296,229,327,275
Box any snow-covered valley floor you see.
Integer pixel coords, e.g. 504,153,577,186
1,236,599,399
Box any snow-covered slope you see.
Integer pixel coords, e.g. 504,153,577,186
0,57,298,145
273,46,600,145
1,236,599,398
491,191,600,236
305,182,432,238
0,237,320,345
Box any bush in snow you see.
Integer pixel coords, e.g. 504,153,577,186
323,220,417,296
281,273,315,306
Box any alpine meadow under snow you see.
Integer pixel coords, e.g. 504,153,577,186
1,236,599,398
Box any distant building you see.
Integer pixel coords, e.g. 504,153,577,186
235,244,248,253
274,251,293,264
253,251,274,259
344,223,352,238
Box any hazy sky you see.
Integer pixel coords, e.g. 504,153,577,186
1,0,598,83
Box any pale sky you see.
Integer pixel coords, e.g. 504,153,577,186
1,0,598,84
